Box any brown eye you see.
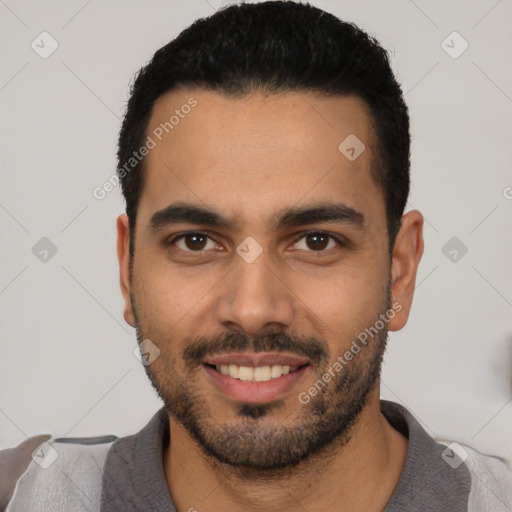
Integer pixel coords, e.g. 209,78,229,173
184,234,207,250
305,233,330,251
172,232,215,252
293,232,340,252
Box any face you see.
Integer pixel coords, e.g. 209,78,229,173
117,89,421,470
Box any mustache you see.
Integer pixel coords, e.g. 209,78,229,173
183,330,329,369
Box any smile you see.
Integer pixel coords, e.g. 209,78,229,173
211,363,302,382
202,352,310,403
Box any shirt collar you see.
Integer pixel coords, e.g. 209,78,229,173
100,400,471,511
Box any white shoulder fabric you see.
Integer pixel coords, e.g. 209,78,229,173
6,438,114,512
463,444,512,512
437,440,512,512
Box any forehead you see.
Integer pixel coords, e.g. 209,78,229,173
138,88,384,230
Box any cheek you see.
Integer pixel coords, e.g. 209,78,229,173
132,252,220,337
287,256,389,340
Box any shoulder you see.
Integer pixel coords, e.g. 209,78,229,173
0,434,51,511
381,400,512,511
0,434,117,512
439,440,512,511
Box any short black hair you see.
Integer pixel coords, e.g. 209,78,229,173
117,1,410,255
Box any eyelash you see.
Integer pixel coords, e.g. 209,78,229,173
166,230,346,254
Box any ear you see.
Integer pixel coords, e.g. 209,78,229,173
388,210,424,331
117,214,136,327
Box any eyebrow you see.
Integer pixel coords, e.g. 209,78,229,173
150,201,366,232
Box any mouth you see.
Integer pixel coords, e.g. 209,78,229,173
206,363,304,382
202,352,310,403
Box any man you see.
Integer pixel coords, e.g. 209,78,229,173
1,1,511,511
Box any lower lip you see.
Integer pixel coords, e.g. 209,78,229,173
203,364,308,404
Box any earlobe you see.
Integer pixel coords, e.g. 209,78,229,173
116,214,136,327
388,210,424,332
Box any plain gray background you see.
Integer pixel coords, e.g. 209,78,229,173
1,0,511,460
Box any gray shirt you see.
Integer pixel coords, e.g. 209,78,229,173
99,400,475,511
4,400,511,511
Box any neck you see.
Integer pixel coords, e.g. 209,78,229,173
164,390,408,512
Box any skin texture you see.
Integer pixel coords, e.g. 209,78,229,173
117,89,424,511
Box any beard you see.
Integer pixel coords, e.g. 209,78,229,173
132,292,390,473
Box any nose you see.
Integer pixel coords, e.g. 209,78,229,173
213,249,295,337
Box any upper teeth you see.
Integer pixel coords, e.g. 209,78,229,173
215,364,299,382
